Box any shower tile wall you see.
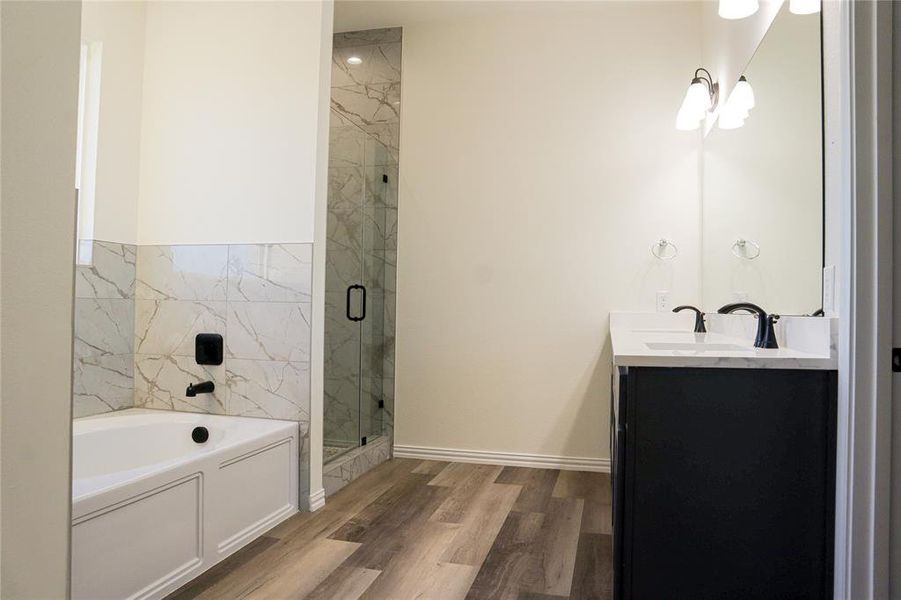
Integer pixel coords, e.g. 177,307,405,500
73,241,137,418
331,27,401,159
325,27,400,453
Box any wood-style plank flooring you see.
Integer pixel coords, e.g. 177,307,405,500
168,459,613,600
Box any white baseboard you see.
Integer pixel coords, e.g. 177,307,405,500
308,488,326,512
393,444,610,473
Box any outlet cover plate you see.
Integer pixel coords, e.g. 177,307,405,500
656,291,671,313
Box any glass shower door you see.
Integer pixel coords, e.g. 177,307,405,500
324,113,392,462
324,111,365,462
359,135,396,445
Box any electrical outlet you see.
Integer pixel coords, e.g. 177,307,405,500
656,291,671,313
823,265,835,314
732,291,749,302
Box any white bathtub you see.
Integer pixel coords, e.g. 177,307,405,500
71,409,299,600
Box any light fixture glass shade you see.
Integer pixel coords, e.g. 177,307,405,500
685,80,712,115
789,0,820,14
676,77,712,130
732,77,755,111
718,83,752,130
718,0,759,19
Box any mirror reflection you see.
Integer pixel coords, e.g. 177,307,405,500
702,3,823,315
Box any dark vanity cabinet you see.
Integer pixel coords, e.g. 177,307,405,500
612,367,837,600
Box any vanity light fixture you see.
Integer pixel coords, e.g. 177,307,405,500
718,75,755,130
718,0,759,19
347,56,363,65
676,68,718,131
789,0,821,14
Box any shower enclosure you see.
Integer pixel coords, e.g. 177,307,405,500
324,28,401,465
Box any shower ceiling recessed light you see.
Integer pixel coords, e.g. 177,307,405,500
347,56,363,65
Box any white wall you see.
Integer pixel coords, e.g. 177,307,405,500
136,1,326,245
393,2,702,461
81,1,146,245
1,1,81,596
702,6,823,313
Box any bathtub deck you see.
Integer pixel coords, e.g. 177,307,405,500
166,459,612,600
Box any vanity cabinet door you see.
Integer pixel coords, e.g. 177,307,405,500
618,367,836,600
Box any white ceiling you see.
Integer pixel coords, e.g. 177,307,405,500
333,0,617,33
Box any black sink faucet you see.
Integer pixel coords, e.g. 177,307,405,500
186,381,215,397
673,305,706,333
716,302,780,349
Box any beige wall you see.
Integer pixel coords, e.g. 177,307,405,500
136,1,325,246
81,1,146,245
79,0,330,246
394,2,702,461
1,1,81,597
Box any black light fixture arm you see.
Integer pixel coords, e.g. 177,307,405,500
692,67,719,111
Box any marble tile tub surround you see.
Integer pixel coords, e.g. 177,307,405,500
609,311,837,370
134,243,313,422
73,240,137,418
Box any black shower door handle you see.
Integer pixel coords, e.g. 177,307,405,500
346,284,366,322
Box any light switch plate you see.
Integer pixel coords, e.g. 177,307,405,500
656,291,671,313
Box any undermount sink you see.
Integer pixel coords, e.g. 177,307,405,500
644,341,751,352
629,329,691,334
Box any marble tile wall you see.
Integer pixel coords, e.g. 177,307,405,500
73,241,137,418
331,28,402,161
73,242,314,422
133,243,313,424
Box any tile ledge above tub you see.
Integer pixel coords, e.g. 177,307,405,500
609,311,837,370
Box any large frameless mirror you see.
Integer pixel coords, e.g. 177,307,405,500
701,3,823,315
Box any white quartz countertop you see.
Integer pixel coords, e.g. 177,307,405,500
610,311,837,370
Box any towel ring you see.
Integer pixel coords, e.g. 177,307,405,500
731,239,760,260
651,239,678,261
